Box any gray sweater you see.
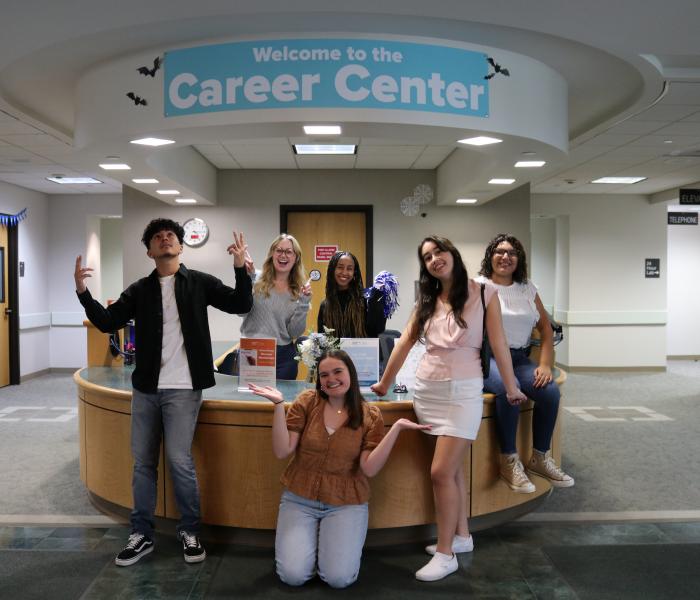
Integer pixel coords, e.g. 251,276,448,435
240,281,311,345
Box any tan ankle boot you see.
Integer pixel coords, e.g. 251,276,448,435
499,453,535,493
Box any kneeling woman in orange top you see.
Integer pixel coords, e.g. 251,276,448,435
249,350,428,589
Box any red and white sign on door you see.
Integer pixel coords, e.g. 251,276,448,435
314,245,339,262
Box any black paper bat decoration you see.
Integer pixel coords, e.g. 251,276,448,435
137,56,162,77
484,57,510,80
126,92,148,106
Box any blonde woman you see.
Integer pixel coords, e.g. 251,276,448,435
239,234,311,379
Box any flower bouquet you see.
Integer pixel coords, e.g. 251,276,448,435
295,327,341,382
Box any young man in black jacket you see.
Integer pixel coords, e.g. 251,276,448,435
75,218,252,566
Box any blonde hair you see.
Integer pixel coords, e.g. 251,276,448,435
254,234,306,299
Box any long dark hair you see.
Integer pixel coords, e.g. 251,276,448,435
411,235,469,341
323,251,366,337
479,233,528,283
315,349,364,429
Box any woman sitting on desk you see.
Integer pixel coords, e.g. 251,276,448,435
317,251,386,338
477,233,574,493
239,234,311,380
249,349,428,589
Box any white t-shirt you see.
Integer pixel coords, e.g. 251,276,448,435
476,276,539,349
157,275,193,389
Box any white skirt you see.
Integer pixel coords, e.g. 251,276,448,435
413,376,484,440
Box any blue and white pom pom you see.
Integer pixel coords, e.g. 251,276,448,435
365,271,399,318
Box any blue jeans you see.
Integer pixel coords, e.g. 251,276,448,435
275,490,369,589
130,388,203,538
483,348,560,455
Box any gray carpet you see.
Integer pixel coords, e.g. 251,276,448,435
537,360,700,513
0,550,114,599
542,543,700,600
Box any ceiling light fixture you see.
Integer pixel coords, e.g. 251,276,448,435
99,163,131,170
458,136,503,146
47,176,103,184
175,198,197,204
456,198,478,204
130,137,176,147
303,125,342,135
488,178,515,185
515,161,546,168
132,178,159,184
293,144,356,155
156,189,180,195
591,177,647,184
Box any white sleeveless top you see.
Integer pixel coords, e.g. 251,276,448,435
476,276,539,349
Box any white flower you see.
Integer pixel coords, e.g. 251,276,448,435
295,328,341,369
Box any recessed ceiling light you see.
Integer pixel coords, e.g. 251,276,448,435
175,198,197,204
156,189,180,195
521,151,536,156
293,144,356,155
99,163,131,170
456,198,478,204
515,161,546,168
130,137,176,147
488,178,515,185
664,140,673,144
46,176,103,184
591,177,647,184
458,136,503,146
303,125,342,135
132,178,159,184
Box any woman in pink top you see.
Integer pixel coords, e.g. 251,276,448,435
371,235,526,582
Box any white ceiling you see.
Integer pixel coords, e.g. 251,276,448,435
1,1,700,201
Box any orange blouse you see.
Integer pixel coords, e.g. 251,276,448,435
281,389,385,506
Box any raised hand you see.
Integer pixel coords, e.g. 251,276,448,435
226,231,248,268
248,383,284,405
74,255,93,294
243,250,255,275
301,278,312,297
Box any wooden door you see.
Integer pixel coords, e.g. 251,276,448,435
0,224,9,387
286,210,370,336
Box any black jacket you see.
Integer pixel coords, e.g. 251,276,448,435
78,263,252,392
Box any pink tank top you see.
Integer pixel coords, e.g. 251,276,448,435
416,279,497,381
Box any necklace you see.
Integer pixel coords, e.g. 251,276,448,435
337,408,343,415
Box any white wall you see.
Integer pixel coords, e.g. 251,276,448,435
533,193,667,368
122,174,531,340
0,181,50,376
667,206,700,357
530,216,556,310
48,194,122,368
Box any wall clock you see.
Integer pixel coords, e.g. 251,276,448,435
182,217,209,247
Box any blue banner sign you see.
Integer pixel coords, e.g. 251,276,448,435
164,38,489,117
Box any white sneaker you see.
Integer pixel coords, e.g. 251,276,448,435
415,551,458,582
425,534,474,556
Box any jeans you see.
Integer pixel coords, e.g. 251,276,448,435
483,348,560,455
130,388,203,538
276,343,299,380
275,490,369,589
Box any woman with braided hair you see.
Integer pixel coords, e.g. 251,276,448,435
317,251,386,338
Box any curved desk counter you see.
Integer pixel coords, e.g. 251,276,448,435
75,368,565,534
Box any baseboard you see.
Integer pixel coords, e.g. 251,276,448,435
556,364,666,373
667,355,700,361
20,367,79,382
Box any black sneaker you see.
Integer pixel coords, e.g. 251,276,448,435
115,532,154,566
179,531,206,563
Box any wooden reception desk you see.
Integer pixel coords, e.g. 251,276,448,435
74,366,565,535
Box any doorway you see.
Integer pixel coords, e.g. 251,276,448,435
0,219,19,387
281,205,373,336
